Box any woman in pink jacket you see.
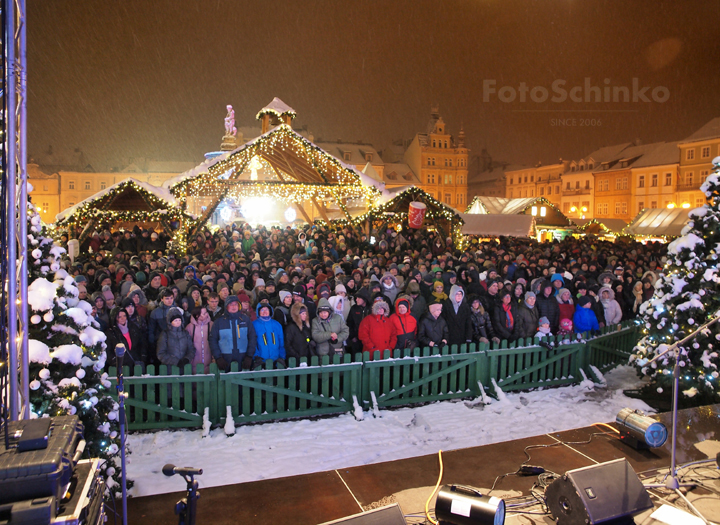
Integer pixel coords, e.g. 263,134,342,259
186,307,214,373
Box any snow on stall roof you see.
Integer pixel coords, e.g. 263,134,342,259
126,365,652,498
56,178,179,222
255,97,296,119
164,125,367,190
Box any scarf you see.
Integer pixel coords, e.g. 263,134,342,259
502,302,514,329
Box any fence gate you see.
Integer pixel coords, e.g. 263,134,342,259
217,357,363,425
364,346,485,409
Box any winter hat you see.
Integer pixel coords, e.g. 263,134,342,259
237,292,251,305
224,295,240,307
578,296,593,307
395,297,411,311
167,307,184,324
428,302,443,314
406,281,420,294
279,290,292,303
538,316,550,327
560,318,573,331
101,285,114,302
75,275,87,284
151,232,158,239
292,284,306,296
317,298,333,313
254,278,266,288
121,297,134,309
335,283,347,294
524,291,536,301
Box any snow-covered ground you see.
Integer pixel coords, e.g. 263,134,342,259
127,365,652,498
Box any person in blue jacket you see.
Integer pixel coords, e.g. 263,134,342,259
253,303,286,367
573,295,600,334
209,295,257,371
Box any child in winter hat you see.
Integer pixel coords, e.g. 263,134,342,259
535,316,552,339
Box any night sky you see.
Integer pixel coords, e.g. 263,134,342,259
27,1,720,171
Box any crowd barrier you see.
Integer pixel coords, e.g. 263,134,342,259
108,321,640,431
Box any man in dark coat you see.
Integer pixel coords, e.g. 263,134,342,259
514,291,540,340
441,285,473,347
536,280,561,333
418,301,449,349
209,295,257,371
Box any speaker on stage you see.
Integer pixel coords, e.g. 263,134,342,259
317,503,406,525
545,458,653,525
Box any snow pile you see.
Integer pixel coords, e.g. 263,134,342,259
127,365,651,498
51,344,85,365
28,278,59,311
29,339,52,364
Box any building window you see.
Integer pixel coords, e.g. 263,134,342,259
510,178,514,185
444,140,448,148
365,153,373,162
524,176,528,183
427,158,432,166
68,202,75,207
530,189,534,197
563,202,570,213
530,175,534,182
68,180,75,190
458,194,463,205
547,186,552,195
588,162,594,169
621,202,627,214
585,180,590,189
615,202,621,214
638,175,645,188
42,202,49,211
100,181,106,190
651,173,658,187
509,190,513,198
696,198,705,206
566,182,571,190
575,181,580,189
444,174,452,184
686,172,694,186
445,193,451,204
43,185,48,191
701,169,710,180
84,181,91,190
555,185,560,194
343,151,351,161
702,146,711,158
540,187,544,196
651,201,657,208
433,140,436,148
432,158,436,166
686,149,695,160
665,173,672,186
638,201,644,212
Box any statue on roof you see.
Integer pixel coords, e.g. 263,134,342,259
224,105,237,138
221,105,238,151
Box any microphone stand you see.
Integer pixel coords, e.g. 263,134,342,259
115,344,128,525
642,316,719,525
175,473,200,525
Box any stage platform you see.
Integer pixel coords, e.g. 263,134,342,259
120,404,720,524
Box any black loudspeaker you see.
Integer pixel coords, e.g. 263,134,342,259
545,458,653,525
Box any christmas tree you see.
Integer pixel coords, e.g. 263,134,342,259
25,189,129,494
631,157,720,406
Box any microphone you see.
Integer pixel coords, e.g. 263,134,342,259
163,464,203,477
115,343,126,369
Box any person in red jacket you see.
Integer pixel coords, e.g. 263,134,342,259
358,298,396,357
389,295,417,350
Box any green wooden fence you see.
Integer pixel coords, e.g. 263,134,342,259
109,321,640,431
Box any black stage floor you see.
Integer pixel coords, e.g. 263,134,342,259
119,404,720,524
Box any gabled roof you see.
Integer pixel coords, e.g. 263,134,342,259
256,97,296,120
598,142,664,172
680,117,720,144
631,141,680,168
315,142,381,166
460,213,534,237
573,218,628,234
574,143,633,173
623,208,690,237
383,162,419,184
466,196,541,215
56,178,181,222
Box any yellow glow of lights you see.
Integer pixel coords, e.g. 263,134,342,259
682,202,691,208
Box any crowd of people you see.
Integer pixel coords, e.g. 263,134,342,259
58,222,667,372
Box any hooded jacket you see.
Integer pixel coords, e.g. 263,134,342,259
311,298,349,356
209,305,257,362
157,308,196,367
186,313,213,373
380,273,401,303
599,285,623,325
442,285,473,345
285,302,313,361
418,309,449,348
556,287,576,323
358,299,396,355
513,297,538,340
253,303,285,361
536,281,561,332
389,295,418,350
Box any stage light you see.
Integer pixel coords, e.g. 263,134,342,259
434,485,505,525
616,408,668,449
284,207,297,222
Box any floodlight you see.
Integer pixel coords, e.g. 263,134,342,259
616,408,668,449
435,485,505,525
